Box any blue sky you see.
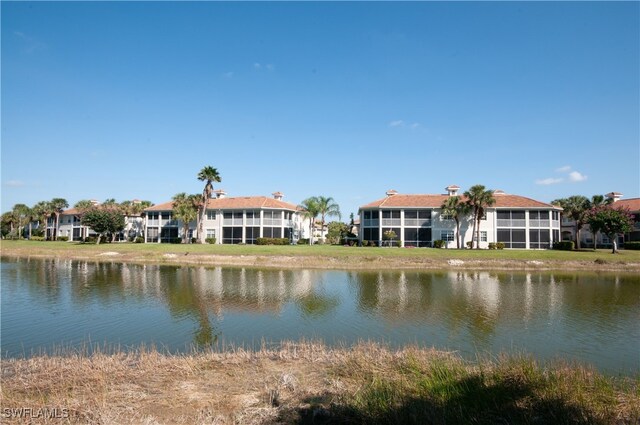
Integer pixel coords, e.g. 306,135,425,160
2,2,639,218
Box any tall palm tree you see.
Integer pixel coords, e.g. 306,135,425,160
441,196,472,249
315,196,341,242
298,197,320,245
172,193,200,243
197,166,221,243
74,199,95,212
50,198,69,241
464,185,495,249
12,204,31,239
551,195,589,250
32,201,52,237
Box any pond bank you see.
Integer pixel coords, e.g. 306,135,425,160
2,243,639,272
1,342,638,425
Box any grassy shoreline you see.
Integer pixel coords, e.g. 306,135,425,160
1,240,639,271
1,342,638,425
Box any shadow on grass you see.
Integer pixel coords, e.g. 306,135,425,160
271,374,610,425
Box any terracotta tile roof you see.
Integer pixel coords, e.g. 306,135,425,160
144,197,299,212
61,208,83,215
360,193,560,209
616,198,640,211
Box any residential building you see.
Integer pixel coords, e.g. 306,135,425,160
144,191,307,244
560,192,640,246
359,186,562,249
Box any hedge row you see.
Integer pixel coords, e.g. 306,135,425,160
624,241,640,250
553,241,574,251
256,237,289,245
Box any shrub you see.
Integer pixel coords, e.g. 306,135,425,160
496,242,505,250
362,240,369,247
30,236,45,241
297,238,309,245
623,241,640,250
553,241,574,251
488,242,496,250
466,241,473,249
57,236,69,242
171,238,182,244
433,240,445,249
135,236,144,244
257,238,289,245
205,237,216,244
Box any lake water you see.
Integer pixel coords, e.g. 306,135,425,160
1,257,638,375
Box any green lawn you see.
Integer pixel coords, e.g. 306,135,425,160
2,239,639,264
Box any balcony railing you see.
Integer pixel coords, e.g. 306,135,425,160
363,219,379,227
263,219,282,226
161,220,178,227
404,219,432,227
497,219,526,228
147,219,159,226
528,219,550,228
381,218,401,226
245,218,261,225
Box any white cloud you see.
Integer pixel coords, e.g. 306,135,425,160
568,171,587,182
253,63,262,69
389,120,404,127
535,177,563,185
4,180,26,187
555,165,571,173
410,123,420,129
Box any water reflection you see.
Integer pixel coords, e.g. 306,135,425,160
1,258,638,374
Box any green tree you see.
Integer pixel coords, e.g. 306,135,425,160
464,185,495,249
326,221,349,245
74,200,95,212
197,166,221,243
551,195,590,250
1,211,15,238
584,206,634,253
11,204,31,239
50,198,69,241
441,196,472,249
298,197,320,245
315,196,341,242
172,192,200,243
81,207,126,244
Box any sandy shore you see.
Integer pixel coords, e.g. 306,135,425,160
2,249,639,272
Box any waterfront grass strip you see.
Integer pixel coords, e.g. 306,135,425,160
1,342,638,424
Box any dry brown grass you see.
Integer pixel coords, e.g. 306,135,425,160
2,342,639,424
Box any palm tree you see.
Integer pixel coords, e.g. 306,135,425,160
197,166,221,243
50,198,69,241
464,185,495,249
172,193,200,243
315,196,341,243
32,201,52,237
551,195,590,250
12,204,31,239
586,195,613,250
74,199,95,212
298,197,320,245
441,196,472,249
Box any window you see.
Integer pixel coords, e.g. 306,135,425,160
404,228,432,247
382,210,400,219
473,231,487,242
245,227,260,244
222,227,242,244
263,227,282,238
146,228,159,243
206,210,216,220
440,230,454,242
497,229,526,248
440,211,453,220
206,229,216,239
530,229,551,249
363,228,379,244
160,227,178,243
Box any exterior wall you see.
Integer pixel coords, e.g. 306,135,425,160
360,207,560,249
146,208,301,244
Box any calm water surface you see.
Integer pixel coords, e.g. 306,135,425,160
1,258,638,374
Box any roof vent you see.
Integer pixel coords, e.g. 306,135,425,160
445,185,460,196
272,191,284,201
386,189,398,197
213,189,227,199
494,189,506,195
606,192,623,203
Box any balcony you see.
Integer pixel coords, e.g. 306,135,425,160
528,219,550,228
363,219,379,227
404,219,432,227
497,219,526,228
381,218,401,226
263,219,282,226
